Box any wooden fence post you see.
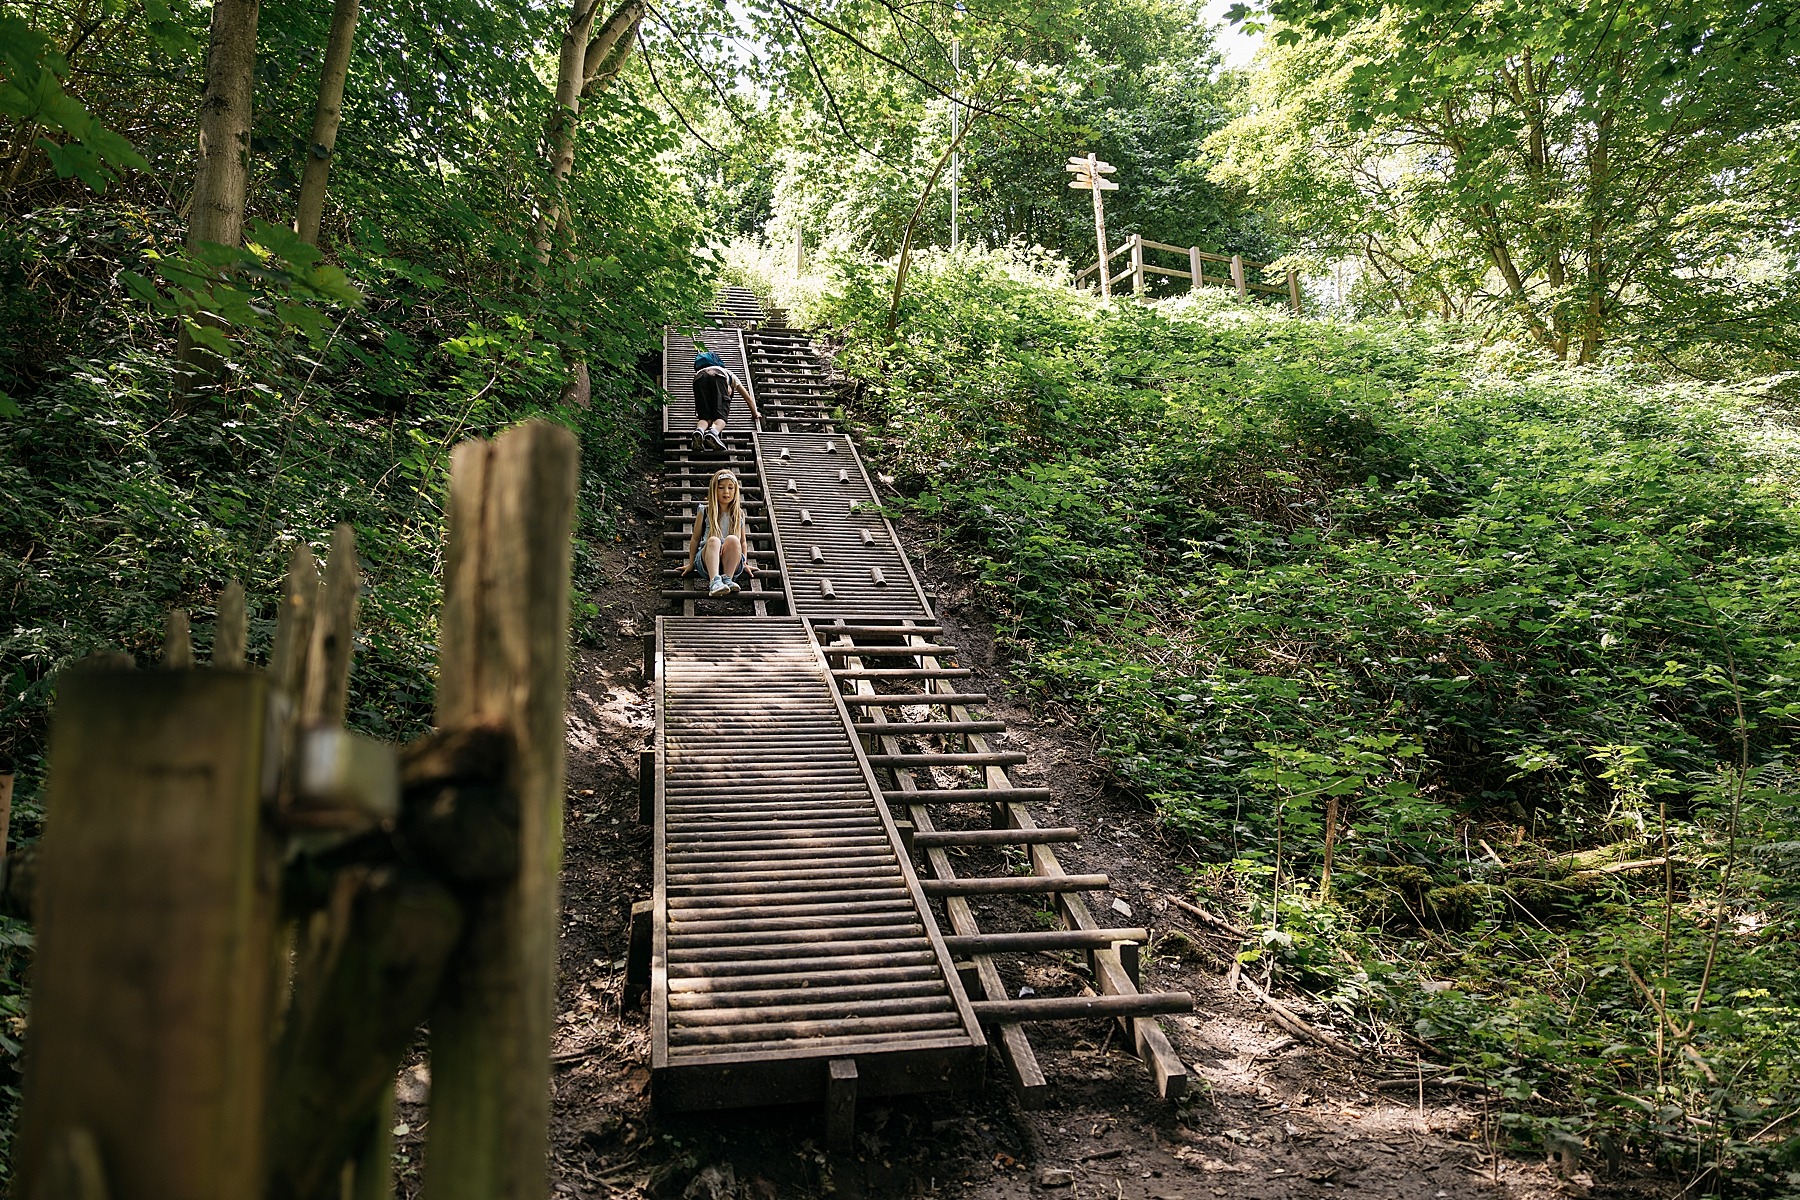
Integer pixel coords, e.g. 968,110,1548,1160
15,668,279,1200
424,421,580,1200
1188,246,1202,294
1287,269,1302,314
1130,233,1144,297
1230,254,1247,299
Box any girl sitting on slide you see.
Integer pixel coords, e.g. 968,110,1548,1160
680,469,759,597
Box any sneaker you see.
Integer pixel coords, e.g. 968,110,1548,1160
691,429,705,453
706,428,728,453
707,575,732,597
725,574,742,594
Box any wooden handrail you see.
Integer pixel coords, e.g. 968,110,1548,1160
1075,233,1299,312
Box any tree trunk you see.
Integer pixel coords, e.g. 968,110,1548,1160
536,0,642,410
1578,111,1614,365
885,119,975,338
295,0,361,247
178,0,260,382
188,0,260,251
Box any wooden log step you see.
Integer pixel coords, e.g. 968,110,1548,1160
820,644,959,657
669,911,920,935
666,950,939,979
670,995,953,1027
919,874,1109,896
668,980,945,1010
809,624,945,636
970,993,1194,1023
670,937,936,964
668,1011,962,1046
665,898,919,923
669,925,927,954
911,827,1081,848
867,752,1027,768
666,862,897,887
884,787,1051,803
943,929,1147,954
839,693,990,706
667,844,897,866
830,668,972,679
669,967,941,996
854,721,1006,735
666,894,915,921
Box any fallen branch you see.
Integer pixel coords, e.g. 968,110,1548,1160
1571,857,1669,878
1167,895,1250,939
1231,973,1357,1058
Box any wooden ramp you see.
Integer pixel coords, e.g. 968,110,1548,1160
650,617,984,1110
642,289,1190,1126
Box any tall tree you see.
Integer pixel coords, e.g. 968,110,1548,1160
294,0,360,247
188,0,258,252
1211,0,1800,361
538,0,645,408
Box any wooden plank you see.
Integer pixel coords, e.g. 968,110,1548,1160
902,629,1190,1101
943,929,1147,953
1142,264,1191,280
973,993,1193,1022
911,827,1079,847
16,669,278,1200
921,875,1109,896
425,421,580,1200
825,1059,857,1153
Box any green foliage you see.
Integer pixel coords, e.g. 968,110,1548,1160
0,1,718,1183
814,248,1800,1180
1209,0,1800,366
0,15,150,192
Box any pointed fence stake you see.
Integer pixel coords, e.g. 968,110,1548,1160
423,421,579,1200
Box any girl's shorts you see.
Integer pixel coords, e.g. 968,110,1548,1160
693,548,749,579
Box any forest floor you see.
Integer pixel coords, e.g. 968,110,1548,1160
392,434,1679,1200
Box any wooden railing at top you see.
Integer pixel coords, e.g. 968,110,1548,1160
1076,234,1301,312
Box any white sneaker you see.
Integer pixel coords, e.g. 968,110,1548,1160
706,429,728,453
708,575,732,597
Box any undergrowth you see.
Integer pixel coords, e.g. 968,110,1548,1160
794,248,1800,1193
0,205,712,1182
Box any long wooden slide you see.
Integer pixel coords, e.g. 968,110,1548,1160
636,287,1191,1139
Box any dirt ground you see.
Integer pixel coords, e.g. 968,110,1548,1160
394,435,1677,1200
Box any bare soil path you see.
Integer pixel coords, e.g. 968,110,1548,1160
515,433,1673,1200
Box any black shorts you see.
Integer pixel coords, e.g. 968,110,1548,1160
694,374,730,423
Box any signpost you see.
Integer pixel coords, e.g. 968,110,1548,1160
1065,155,1118,298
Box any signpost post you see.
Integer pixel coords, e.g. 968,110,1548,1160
1065,154,1118,299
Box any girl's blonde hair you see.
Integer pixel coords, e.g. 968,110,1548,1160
704,469,745,543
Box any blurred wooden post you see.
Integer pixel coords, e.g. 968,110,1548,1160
1230,254,1247,299
215,580,247,668
164,609,193,668
1130,234,1144,297
1188,246,1202,294
15,669,278,1200
424,421,579,1200
1287,269,1302,313
301,525,359,729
